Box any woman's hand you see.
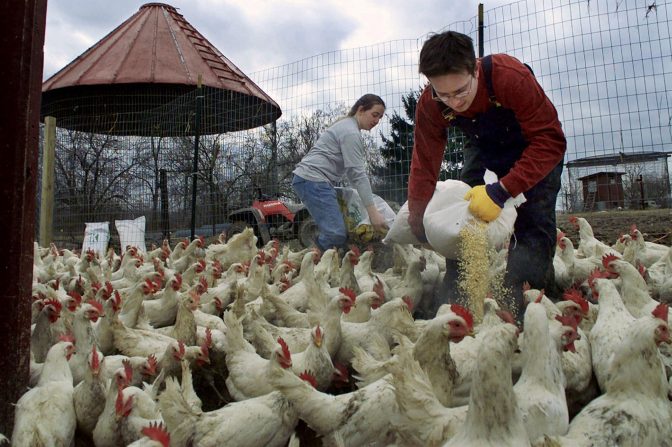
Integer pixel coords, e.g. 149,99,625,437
366,205,388,233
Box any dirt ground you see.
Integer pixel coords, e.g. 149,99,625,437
555,208,672,246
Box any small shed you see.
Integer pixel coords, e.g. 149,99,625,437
578,171,624,210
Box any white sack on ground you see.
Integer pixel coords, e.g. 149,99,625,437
82,221,110,256
115,216,147,253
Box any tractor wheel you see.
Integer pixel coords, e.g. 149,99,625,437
297,216,318,248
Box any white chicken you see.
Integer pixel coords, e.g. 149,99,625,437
269,364,398,446
204,226,258,270
290,325,335,391
30,297,62,363
12,340,77,447
336,296,417,364
244,290,353,358
568,215,620,259
385,342,467,447
444,322,530,447
353,303,474,408
587,271,636,392
513,301,576,442
535,304,672,447
623,225,668,268
159,374,297,447
73,345,107,438
142,273,182,328
223,310,294,401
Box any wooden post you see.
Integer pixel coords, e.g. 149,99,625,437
39,116,56,247
0,0,48,436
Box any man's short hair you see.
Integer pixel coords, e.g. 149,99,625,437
419,31,477,77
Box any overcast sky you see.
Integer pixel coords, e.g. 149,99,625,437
43,0,515,80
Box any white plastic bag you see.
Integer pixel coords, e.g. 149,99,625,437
115,216,147,254
383,180,466,246
336,187,395,231
82,221,110,256
424,179,525,259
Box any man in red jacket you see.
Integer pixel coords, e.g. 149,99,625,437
408,31,566,322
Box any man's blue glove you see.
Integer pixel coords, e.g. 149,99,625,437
464,182,511,222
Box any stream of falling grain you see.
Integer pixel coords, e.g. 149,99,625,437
457,221,510,323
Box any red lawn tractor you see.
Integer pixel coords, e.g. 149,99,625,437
227,195,317,248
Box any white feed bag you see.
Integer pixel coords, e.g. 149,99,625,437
82,221,110,256
115,216,147,254
383,180,469,246
424,180,525,260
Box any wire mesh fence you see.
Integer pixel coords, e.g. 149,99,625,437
37,0,672,250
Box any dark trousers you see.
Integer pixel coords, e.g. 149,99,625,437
427,163,563,323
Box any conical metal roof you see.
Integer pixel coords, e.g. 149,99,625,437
41,3,281,136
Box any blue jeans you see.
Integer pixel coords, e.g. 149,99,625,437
292,175,348,251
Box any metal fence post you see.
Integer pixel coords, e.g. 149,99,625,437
190,76,203,240
39,116,56,246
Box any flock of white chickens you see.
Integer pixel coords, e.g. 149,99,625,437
9,216,672,446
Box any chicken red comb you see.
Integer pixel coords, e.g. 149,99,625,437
534,289,545,303
334,362,349,380
522,281,531,292
67,290,83,305
145,354,157,375
349,245,361,257
112,290,123,312
373,278,385,301
122,358,134,382
338,287,357,303
402,296,414,313
177,341,186,357
652,303,669,322
115,388,133,417
44,298,62,312
299,371,318,389
450,304,474,330
91,345,101,370
568,215,578,224
173,273,183,286
141,421,170,447
562,288,589,315
601,253,619,269
637,263,647,279
199,275,208,292
556,231,566,243
144,278,156,292
277,337,291,361
205,328,213,348
86,299,104,315
555,314,579,329
59,333,75,343
315,325,323,340
587,268,610,289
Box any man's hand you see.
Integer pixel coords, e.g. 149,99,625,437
367,206,388,235
463,182,510,222
407,212,428,243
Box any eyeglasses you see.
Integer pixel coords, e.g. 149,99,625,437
431,76,474,102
